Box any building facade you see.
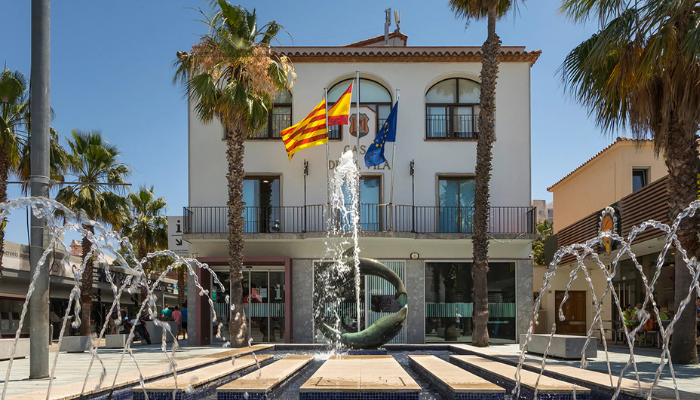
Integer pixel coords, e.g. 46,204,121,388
184,32,540,345
0,241,179,338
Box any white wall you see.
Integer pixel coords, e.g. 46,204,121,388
188,61,533,210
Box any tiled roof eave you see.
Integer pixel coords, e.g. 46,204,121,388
280,49,542,66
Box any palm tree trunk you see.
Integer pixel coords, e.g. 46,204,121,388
226,126,248,347
471,7,501,347
666,129,699,365
138,245,148,306
80,225,94,336
177,266,186,308
0,147,9,285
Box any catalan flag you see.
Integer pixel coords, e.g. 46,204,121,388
281,82,354,160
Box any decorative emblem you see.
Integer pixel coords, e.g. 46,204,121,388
599,206,620,255
349,113,370,137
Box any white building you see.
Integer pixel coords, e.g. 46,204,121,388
184,31,540,345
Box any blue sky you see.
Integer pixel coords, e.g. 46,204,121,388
0,0,619,244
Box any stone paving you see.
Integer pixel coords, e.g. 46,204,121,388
0,342,241,399
484,343,700,399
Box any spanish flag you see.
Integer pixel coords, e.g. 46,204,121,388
281,82,353,160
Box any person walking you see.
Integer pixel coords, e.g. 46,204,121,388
180,303,188,340
171,306,182,339
162,304,172,320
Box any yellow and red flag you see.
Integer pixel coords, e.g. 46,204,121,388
281,82,354,160
328,82,353,126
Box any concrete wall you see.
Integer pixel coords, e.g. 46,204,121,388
515,258,534,343
189,61,532,210
550,141,666,233
291,259,314,343
405,259,425,343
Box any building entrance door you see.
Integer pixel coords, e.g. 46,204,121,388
242,266,286,343
554,291,586,335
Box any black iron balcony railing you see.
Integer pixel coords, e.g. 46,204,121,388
183,205,535,236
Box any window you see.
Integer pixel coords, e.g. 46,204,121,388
438,177,475,233
247,91,292,139
242,177,280,232
424,262,516,343
632,168,648,192
327,79,392,140
340,176,382,231
426,78,480,139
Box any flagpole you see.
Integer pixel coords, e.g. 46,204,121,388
355,71,360,169
389,89,399,230
325,87,331,206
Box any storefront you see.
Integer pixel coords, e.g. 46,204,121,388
424,262,516,343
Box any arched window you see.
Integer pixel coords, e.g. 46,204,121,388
425,78,480,139
248,90,292,139
327,78,392,140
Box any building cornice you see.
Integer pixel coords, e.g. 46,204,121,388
279,46,542,66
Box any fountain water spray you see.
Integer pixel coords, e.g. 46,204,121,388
516,200,700,400
314,150,362,351
0,197,232,400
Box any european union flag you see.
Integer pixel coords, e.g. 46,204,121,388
364,101,398,167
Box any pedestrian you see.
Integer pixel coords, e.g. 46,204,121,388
171,306,182,339
181,302,188,340
162,304,172,320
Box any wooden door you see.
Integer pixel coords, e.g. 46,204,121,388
554,291,586,335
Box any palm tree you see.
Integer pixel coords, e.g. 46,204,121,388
0,68,69,283
0,69,27,283
174,1,292,347
448,0,515,347
56,130,131,336
122,186,168,302
560,0,700,364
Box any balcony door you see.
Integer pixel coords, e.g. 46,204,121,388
340,176,381,231
242,177,280,233
438,177,475,233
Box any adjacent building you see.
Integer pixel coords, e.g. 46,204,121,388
0,240,179,338
541,138,674,337
184,30,540,345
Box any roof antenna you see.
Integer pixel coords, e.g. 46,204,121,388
384,8,391,45
394,10,401,33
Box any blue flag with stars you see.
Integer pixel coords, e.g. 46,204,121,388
365,101,398,167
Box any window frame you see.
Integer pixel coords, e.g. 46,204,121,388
235,91,293,140
327,78,393,141
632,168,649,192
425,78,480,141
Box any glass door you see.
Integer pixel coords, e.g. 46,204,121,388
438,178,475,233
242,177,280,233
241,267,286,343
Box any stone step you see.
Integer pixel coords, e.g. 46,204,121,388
451,355,591,400
409,355,505,400
216,355,314,399
299,355,421,400
131,354,273,400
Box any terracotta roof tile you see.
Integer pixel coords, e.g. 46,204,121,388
343,31,408,47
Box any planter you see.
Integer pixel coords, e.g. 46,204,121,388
59,336,93,353
145,321,180,344
0,338,29,360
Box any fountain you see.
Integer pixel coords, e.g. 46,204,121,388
0,156,698,399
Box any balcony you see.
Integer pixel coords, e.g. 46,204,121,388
183,205,536,237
